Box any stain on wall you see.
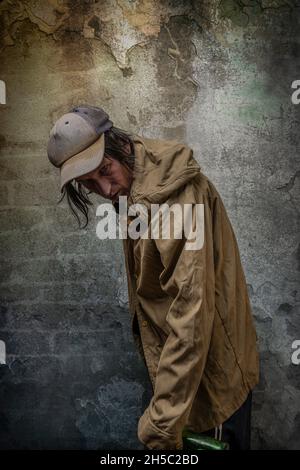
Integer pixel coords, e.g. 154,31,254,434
0,0,299,449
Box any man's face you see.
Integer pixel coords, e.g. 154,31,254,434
75,154,133,203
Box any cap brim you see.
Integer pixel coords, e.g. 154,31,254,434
60,134,105,191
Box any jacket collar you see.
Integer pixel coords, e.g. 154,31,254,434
128,134,201,208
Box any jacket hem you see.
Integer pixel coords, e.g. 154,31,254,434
186,374,259,434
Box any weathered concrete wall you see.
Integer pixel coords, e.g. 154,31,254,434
0,0,299,449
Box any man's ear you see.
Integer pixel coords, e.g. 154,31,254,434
124,142,131,155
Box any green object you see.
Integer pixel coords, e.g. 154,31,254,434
182,428,229,451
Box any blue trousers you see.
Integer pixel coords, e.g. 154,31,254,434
202,391,253,450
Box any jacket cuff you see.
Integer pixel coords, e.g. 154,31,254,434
137,407,183,450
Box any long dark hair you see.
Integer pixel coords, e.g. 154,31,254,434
59,126,135,228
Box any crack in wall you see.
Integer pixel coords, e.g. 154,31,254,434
164,22,200,88
0,0,70,52
276,170,300,192
0,1,204,69
275,170,300,216
219,0,300,26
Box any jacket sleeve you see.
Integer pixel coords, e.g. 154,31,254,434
137,182,215,450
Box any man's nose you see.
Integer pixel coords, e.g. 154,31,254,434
97,178,111,199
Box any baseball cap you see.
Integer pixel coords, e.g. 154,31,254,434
47,105,113,191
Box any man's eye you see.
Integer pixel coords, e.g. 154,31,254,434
100,165,110,176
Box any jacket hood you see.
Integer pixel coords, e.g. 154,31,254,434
129,134,201,207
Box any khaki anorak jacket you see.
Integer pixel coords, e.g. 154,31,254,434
120,134,259,450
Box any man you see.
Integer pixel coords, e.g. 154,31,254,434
47,105,260,450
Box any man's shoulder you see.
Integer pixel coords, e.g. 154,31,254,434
132,133,192,153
